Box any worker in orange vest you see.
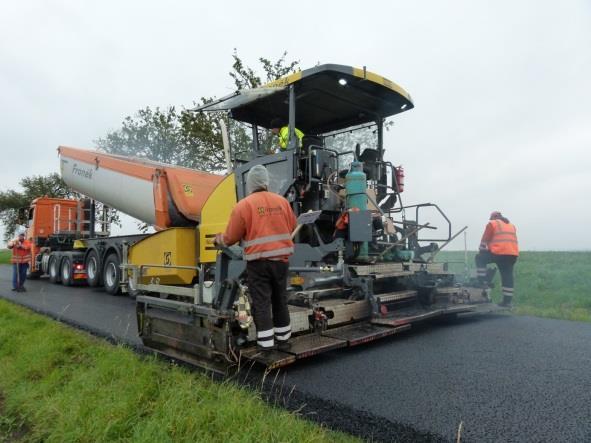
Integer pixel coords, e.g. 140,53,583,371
214,165,297,352
475,211,519,307
7,229,32,292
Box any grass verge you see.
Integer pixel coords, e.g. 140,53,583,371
0,250,9,265
0,299,356,443
439,250,591,323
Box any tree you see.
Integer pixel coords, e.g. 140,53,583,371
0,174,75,241
96,50,301,172
92,50,300,231
229,49,299,89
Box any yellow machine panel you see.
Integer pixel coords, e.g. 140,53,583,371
198,173,237,263
128,227,197,285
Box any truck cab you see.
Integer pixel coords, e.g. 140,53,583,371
24,197,83,278
22,196,120,289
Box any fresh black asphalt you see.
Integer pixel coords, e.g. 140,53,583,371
1,265,590,442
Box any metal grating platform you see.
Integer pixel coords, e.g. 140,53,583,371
376,290,417,304
240,334,346,369
352,262,449,277
323,322,410,346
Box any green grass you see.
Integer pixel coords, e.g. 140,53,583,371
0,300,356,443
438,250,591,322
0,250,10,265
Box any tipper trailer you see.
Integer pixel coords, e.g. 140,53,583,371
23,148,224,294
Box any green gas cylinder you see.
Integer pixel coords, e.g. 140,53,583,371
346,161,367,211
345,161,369,261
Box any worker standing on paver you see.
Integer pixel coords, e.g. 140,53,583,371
270,118,304,151
475,211,519,307
214,165,297,351
7,229,32,292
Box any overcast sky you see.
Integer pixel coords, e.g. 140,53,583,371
1,0,590,250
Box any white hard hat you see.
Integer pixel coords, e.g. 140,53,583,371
17,228,26,236
246,164,270,194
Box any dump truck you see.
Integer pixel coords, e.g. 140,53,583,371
22,148,223,294
125,64,502,371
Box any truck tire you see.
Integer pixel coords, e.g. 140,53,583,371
103,253,121,295
48,255,61,284
61,257,73,286
86,250,102,287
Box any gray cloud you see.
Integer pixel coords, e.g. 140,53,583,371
1,0,589,249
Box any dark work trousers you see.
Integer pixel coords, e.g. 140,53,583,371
12,263,28,290
246,260,291,348
475,251,517,299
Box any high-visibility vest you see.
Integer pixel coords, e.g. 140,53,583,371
8,239,32,264
487,220,519,256
223,191,297,261
278,126,304,150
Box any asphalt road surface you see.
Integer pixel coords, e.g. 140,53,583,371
1,265,590,442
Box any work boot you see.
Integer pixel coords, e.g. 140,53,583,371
11,288,17,292
256,344,277,353
498,296,513,308
19,286,27,292
276,341,291,352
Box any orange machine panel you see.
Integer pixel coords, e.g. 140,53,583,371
164,168,224,223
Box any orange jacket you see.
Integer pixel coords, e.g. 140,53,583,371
222,191,297,261
7,238,32,264
480,220,519,256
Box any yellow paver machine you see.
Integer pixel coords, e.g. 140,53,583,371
129,64,501,372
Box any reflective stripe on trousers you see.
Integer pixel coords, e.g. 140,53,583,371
502,286,514,297
257,328,275,348
274,324,291,342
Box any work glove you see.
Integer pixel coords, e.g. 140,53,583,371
213,233,225,247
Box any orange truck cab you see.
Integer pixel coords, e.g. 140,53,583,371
24,196,88,280
23,195,149,294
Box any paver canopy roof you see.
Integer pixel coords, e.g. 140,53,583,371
195,64,414,134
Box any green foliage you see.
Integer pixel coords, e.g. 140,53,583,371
96,50,301,172
230,49,300,89
0,250,10,265
438,250,591,322
0,300,356,443
0,174,75,242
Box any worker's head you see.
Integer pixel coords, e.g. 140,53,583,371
489,211,502,220
17,228,25,240
270,118,284,135
246,164,270,194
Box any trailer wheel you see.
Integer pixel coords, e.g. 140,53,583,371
103,253,121,295
61,257,73,286
48,256,61,284
86,250,102,287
